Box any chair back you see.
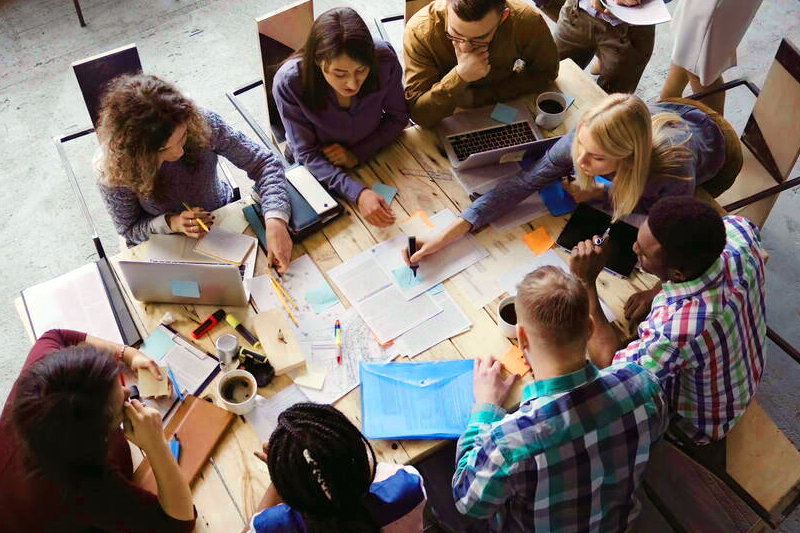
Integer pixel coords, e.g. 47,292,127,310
256,0,314,147
741,38,800,183
72,44,142,128
405,0,433,22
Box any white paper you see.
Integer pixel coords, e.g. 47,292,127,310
244,385,310,443
395,289,472,358
372,210,489,300
193,226,256,265
213,199,251,233
600,0,670,25
489,193,550,234
23,262,123,343
498,250,617,322
326,253,390,303
162,345,217,397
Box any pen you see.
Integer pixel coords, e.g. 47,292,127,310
226,314,261,348
169,433,181,462
239,346,267,363
335,320,342,365
594,226,611,246
192,309,226,339
167,365,184,401
408,236,418,278
181,201,209,232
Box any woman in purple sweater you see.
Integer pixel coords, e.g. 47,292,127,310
95,74,294,272
273,8,410,227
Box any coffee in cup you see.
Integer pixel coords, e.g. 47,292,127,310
535,91,568,130
497,296,518,338
218,369,257,414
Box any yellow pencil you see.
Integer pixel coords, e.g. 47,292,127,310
267,270,298,309
271,279,298,326
181,202,210,232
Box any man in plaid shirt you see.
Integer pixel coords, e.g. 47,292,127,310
452,266,668,532
570,196,766,443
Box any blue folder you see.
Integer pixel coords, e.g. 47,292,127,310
360,360,474,440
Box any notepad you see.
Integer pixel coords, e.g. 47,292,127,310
523,227,555,255
372,182,398,205
500,346,530,377
253,308,306,375
193,226,256,265
137,366,170,397
289,363,328,390
491,103,519,125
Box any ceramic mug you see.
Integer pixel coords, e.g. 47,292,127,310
534,91,568,130
497,296,518,339
218,369,257,415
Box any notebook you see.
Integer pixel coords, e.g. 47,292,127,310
193,227,257,265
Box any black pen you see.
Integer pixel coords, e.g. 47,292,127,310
408,236,418,277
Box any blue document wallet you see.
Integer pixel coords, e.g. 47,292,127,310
360,360,475,440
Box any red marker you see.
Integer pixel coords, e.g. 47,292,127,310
334,320,342,364
192,309,226,339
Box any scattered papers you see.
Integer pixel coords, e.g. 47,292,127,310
399,211,435,237
372,182,398,205
499,346,530,377
599,0,670,25
289,363,327,390
428,283,445,295
193,227,256,265
243,385,310,443
248,255,343,316
137,367,170,398
213,199,251,233
489,193,550,233
163,345,216,396
491,103,519,125
523,227,555,255
394,288,472,358
392,265,424,290
304,281,340,313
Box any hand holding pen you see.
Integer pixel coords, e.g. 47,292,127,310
593,226,611,246
167,203,213,238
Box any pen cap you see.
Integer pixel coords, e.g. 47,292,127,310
225,315,241,328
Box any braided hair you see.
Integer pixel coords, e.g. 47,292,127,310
267,403,380,533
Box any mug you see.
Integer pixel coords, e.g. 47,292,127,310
497,296,518,339
217,369,258,415
534,91,568,130
215,333,239,373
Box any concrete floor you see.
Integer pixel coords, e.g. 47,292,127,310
1,0,799,529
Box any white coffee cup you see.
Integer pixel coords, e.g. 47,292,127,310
497,296,517,339
535,92,568,130
217,369,257,415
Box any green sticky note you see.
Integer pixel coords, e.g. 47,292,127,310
171,280,200,298
372,182,398,205
392,266,423,291
141,328,175,362
305,282,340,314
491,103,518,125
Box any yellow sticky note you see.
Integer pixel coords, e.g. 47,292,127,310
499,346,530,377
523,227,554,255
137,366,170,397
290,363,327,390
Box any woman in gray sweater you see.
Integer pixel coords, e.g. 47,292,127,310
95,74,293,272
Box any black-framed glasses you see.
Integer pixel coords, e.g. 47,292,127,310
445,14,506,49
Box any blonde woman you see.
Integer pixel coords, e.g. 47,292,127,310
95,74,294,272
406,93,740,263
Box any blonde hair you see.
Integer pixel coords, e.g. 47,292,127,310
571,93,693,220
515,266,589,347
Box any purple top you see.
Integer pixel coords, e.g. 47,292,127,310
462,101,726,229
272,40,409,203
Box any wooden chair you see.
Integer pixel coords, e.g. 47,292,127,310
690,38,800,229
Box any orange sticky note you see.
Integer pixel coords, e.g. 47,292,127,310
523,227,554,255
500,345,530,377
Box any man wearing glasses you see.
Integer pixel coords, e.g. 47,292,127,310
404,0,559,128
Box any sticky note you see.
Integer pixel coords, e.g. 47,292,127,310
137,366,170,397
540,180,577,216
392,265,423,290
500,346,530,377
141,328,175,361
305,282,340,314
290,363,328,390
564,94,575,111
372,182,398,205
171,280,200,298
491,103,519,125
428,283,445,295
523,227,554,255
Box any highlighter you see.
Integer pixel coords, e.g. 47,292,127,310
192,309,226,339
239,346,267,363
226,314,261,348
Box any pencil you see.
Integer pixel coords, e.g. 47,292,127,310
181,202,210,232
267,270,298,309
271,279,299,326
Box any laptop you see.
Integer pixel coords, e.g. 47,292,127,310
555,203,640,278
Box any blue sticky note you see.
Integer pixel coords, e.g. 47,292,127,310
141,327,176,361
564,94,575,111
540,180,577,216
595,175,612,188
491,103,518,125
305,281,340,314
427,283,445,295
372,182,398,205
171,280,200,298
392,266,423,291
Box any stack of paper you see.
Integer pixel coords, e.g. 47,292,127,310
394,287,472,358
247,255,343,316
193,227,256,265
243,384,310,443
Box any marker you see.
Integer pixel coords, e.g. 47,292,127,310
239,346,267,363
594,226,611,246
129,384,141,401
167,365,184,401
408,236,418,277
226,314,261,348
119,371,126,387
192,309,226,339
169,433,181,462
181,202,210,232
334,320,342,365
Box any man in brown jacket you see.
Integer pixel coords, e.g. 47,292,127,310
404,0,559,128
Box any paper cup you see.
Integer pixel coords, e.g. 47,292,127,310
218,369,257,415
497,296,518,339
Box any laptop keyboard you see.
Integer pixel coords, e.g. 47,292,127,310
447,121,536,162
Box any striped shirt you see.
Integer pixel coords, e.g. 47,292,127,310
452,362,668,533
614,216,767,443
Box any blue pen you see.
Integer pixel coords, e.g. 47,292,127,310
167,365,184,401
169,433,181,462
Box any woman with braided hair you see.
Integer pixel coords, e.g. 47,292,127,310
246,403,427,533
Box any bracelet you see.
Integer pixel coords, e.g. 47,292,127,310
116,344,128,365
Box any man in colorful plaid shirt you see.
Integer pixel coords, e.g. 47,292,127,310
570,196,766,443
452,266,668,532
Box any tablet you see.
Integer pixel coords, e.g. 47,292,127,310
556,203,639,277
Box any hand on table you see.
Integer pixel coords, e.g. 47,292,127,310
561,177,605,204
123,399,168,453
569,238,608,285
402,217,472,265
357,189,396,227
624,284,661,324
265,218,293,274
473,356,516,407
322,144,359,168
168,208,214,238
455,48,491,83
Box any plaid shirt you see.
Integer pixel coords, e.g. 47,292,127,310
453,362,668,533
614,216,767,443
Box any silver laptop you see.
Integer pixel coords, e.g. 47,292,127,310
118,260,249,306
